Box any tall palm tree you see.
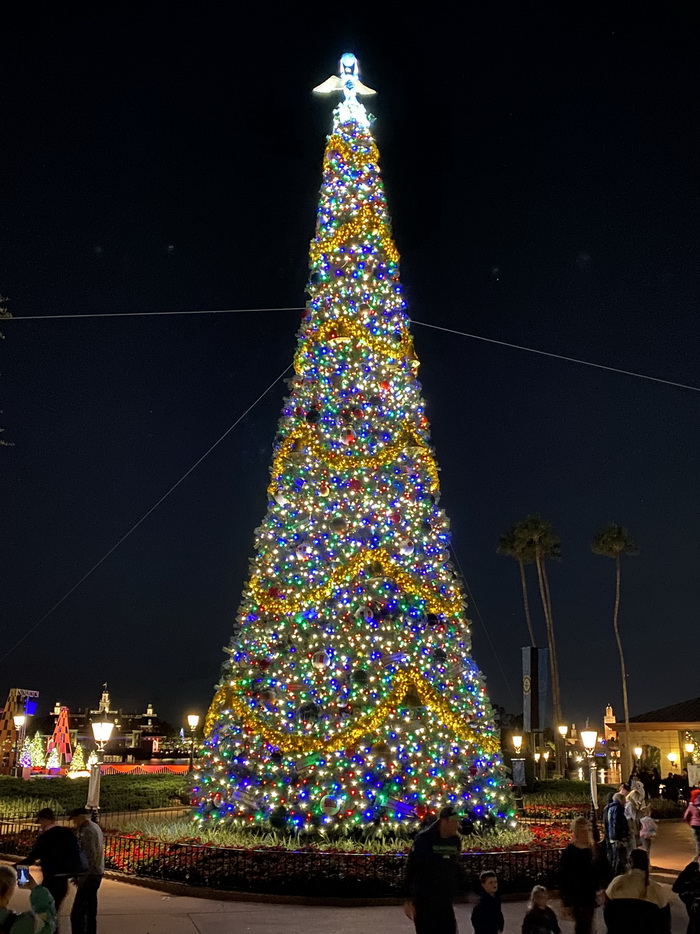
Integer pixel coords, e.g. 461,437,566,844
592,523,639,778
497,527,537,646
514,516,563,732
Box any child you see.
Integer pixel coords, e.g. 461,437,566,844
521,885,560,934
639,808,658,857
471,870,505,934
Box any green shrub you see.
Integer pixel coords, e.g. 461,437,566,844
0,774,189,815
524,779,617,805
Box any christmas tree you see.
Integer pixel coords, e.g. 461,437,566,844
19,736,32,769
195,54,511,833
69,743,87,773
46,746,60,771
29,733,45,769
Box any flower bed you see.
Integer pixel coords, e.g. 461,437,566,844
0,819,566,897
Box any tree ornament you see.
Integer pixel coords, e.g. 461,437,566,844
432,648,447,663
415,803,428,819
273,491,289,507
398,538,414,555
330,517,347,533
312,651,331,669
306,407,321,424
296,542,313,560
352,668,369,685
320,795,340,815
297,702,321,722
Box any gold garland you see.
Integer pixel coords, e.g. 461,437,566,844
325,134,380,170
205,666,500,756
248,546,461,618
309,204,399,266
267,422,438,496
294,314,415,371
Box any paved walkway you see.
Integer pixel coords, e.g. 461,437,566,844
4,820,698,933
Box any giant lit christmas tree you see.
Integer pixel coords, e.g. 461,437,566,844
195,54,511,833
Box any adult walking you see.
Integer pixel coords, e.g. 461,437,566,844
604,848,671,934
17,808,85,923
558,817,603,934
68,808,104,934
404,805,462,934
604,792,630,875
684,790,700,856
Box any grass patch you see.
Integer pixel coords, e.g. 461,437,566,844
0,774,189,815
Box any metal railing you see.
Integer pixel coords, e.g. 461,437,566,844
0,820,563,897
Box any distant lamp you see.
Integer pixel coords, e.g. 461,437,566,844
558,725,568,738
13,715,26,730
668,752,678,767
91,719,114,750
543,750,550,761
187,714,200,773
12,715,26,777
534,752,541,762
634,746,643,760
581,729,598,757
512,735,523,755
685,743,695,755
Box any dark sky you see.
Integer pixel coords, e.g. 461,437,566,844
1,7,699,731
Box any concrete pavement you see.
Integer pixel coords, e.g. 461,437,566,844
4,819,697,933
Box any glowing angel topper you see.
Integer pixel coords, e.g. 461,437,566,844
313,52,377,102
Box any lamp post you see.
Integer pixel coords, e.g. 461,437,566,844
543,750,550,780
187,715,200,773
511,735,525,814
581,725,599,838
685,743,695,766
633,746,643,774
668,752,678,772
12,715,26,777
87,718,114,819
558,725,568,778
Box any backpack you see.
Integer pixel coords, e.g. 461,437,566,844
0,910,20,933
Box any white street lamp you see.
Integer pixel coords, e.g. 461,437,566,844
668,752,678,769
87,719,114,817
634,746,643,760
581,724,599,813
558,725,568,738
187,715,200,773
12,715,26,777
512,735,523,755
685,743,695,755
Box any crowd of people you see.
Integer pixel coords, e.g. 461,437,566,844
0,807,104,934
404,784,700,934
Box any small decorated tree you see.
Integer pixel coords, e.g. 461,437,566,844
29,733,46,769
19,736,32,769
46,747,60,771
69,743,86,773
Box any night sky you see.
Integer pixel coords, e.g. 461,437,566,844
2,7,699,731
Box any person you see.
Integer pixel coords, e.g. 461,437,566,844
640,808,658,857
17,808,85,920
672,855,700,933
650,768,662,800
471,871,504,934
0,864,56,934
521,885,559,934
604,847,671,933
684,790,700,856
604,792,630,875
404,805,463,934
625,781,645,847
664,772,679,802
68,808,104,934
557,817,603,934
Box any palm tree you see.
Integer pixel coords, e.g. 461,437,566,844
514,516,563,732
498,527,537,646
592,523,638,778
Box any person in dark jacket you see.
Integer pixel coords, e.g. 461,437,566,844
404,805,463,934
16,808,85,918
558,817,604,934
604,792,630,876
471,871,504,934
673,856,700,934
521,885,559,934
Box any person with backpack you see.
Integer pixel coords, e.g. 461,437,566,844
0,864,56,934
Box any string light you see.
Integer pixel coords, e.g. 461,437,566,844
195,83,511,834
